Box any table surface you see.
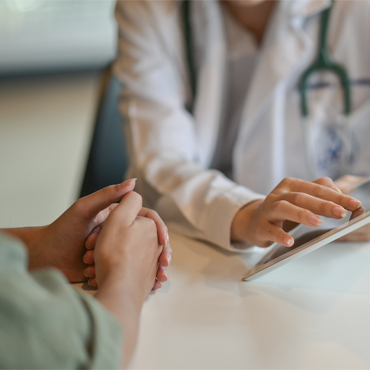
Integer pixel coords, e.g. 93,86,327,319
2,73,370,370
128,231,370,369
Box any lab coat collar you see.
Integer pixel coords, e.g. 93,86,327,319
241,0,331,119
192,0,227,168
289,0,332,19
234,0,329,185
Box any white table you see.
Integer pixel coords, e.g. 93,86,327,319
130,231,370,369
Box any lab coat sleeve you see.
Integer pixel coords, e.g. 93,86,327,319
113,1,265,251
0,232,123,369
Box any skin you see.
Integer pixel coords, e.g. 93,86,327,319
334,175,370,242
231,177,362,248
3,179,172,288
225,1,369,244
94,191,163,368
83,205,171,289
2,180,172,368
224,0,274,45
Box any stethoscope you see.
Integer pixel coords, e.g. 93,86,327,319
299,0,352,179
182,0,352,179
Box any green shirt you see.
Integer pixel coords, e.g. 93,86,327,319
0,232,123,369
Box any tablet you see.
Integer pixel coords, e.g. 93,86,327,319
242,179,370,281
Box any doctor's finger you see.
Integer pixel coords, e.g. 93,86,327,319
312,177,342,193
268,200,323,228
280,178,361,211
261,222,294,247
334,175,369,194
281,192,348,219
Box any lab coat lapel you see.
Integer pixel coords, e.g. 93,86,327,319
241,0,331,129
235,0,331,186
192,0,227,168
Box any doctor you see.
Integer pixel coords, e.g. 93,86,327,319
113,0,370,250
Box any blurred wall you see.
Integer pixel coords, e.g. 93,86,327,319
0,0,117,227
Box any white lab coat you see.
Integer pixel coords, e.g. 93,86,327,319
114,0,370,251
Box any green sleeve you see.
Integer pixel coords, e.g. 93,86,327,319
0,232,123,369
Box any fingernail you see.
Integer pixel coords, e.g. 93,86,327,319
166,233,170,246
84,269,89,278
164,269,168,278
120,178,137,187
87,279,93,287
167,254,172,265
83,254,89,264
332,206,347,218
308,215,322,226
335,187,342,193
349,199,361,210
284,237,294,247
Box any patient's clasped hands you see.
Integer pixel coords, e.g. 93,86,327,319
81,180,172,290
23,179,172,293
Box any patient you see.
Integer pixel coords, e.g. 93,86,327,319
0,179,172,369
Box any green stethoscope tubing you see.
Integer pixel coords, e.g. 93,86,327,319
182,0,352,117
182,0,197,111
299,0,351,116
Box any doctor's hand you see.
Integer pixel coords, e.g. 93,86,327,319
335,175,370,242
231,177,362,248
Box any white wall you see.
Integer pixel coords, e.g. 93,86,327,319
0,73,100,227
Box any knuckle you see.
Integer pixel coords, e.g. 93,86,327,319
255,223,265,238
265,194,274,204
322,176,333,185
312,185,327,198
267,226,280,243
72,199,86,215
145,217,157,231
288,192,303,205
280,177,291,187
285,177,295,186
271,200,287,214
338,193,347,204
105,184,122,203
266,226,274,240
297,208,308,222
112,184,121,193
318,201,329,214
128,191,143,205
149,209,159,218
